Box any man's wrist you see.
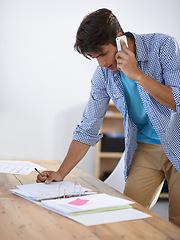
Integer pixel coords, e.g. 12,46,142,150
133,69,144,82
57,168,66,180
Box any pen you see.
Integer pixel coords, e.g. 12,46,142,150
34,168,43,177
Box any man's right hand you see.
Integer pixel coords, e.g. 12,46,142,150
36,140,90,184
36,170,64,184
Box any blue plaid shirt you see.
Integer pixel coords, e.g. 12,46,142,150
73,32,180,179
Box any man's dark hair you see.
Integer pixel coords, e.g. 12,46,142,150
74,8,124,59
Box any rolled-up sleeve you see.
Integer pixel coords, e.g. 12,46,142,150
160,36,180,113
171,86,180,113
73,66,110,146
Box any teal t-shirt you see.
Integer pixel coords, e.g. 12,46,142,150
120,72,160,144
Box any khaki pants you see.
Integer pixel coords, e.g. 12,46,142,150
124,142,180,227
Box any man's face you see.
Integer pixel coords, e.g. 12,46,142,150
88,43,118,72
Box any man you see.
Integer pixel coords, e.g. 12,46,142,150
37,8,180,227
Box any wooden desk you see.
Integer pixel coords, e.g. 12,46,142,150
0,160,180,240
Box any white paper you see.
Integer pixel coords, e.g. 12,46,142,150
11,181,94,201
10,181,151,226
41,193,134,215
69,208,152,226
0,161,46,175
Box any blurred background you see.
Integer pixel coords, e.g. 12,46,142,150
0,0,180,175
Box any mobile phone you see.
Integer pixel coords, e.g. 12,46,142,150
116,35,128,52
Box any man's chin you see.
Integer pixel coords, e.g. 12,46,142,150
110,67,118,72
104,65,118,72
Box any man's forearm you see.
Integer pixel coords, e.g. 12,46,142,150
136,71,176,111
57,140,90,179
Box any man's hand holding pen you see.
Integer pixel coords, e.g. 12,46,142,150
36,170,64,184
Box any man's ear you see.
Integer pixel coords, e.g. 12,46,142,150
116,32,123,38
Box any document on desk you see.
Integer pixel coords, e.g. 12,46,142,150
41,193,151,226
10,181,151,226
70,208,152,226
0,160,46,175
41,193,134,216
10,181,95,201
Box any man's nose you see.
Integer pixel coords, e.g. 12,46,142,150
97,58,106,68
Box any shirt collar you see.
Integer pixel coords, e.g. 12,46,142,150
125,32,148,62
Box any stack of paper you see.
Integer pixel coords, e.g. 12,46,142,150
10,181,151,226
0,160,46,175
10,181,95,201
41,193,134,216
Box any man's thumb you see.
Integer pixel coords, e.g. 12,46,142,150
45,175,53,184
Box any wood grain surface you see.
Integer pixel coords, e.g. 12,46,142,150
0,160,180,240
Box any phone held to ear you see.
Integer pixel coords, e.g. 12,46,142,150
116,35,128,52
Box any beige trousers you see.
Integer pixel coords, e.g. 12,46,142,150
123,142,180,227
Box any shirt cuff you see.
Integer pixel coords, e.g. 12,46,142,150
171,86,180,113
73,125,103,146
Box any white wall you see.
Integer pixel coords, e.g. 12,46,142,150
0,0,180,175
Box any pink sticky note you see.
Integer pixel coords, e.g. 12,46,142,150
68,198,89,206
